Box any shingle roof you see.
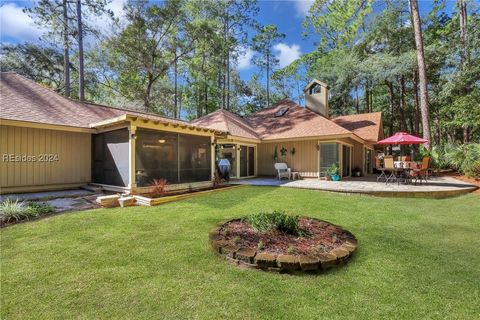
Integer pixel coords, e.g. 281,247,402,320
190,109,259,140
246,99,352,140
332,112,383,143
1,72,383,142
188,99,383,142
0,72,191,129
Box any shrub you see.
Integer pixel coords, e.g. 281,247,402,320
0,200,54,224
27,201,54,215
444,143,480,177
326,163,339,177
150,178,168,196
1,199,35,223
244,210,302,236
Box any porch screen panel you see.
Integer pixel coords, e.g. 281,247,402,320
135,129,179,186
178,134,211,183
248,146,255,176
319,143,339,177
92,128,129,187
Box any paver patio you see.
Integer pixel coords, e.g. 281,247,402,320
231,175,477,198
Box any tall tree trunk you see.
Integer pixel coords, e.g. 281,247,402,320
145,74,153,111
266,51,270,107
409,0,431,149
399,76,408,131
174,42,178,118
76,0,85,101
458,0,470,143
413,69,420,135
386,81,395,135
62,0,70,98
226,50,230,110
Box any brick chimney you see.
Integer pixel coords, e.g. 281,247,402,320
303,79,329,118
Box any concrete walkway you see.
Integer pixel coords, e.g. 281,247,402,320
231,175,477,198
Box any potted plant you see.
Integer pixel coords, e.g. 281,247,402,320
352,167,362,177
327,163,340,181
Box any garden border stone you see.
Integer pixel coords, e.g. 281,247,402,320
209,218,358,274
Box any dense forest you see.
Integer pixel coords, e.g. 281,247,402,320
1,0,479,150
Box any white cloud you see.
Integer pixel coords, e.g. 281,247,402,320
107,0,127,20
273,43,301,68
293,0,314,17
0,3,45,42
236,47,254,70
87,0,127,35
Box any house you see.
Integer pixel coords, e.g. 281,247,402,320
192,79,383,179
0,73,383,195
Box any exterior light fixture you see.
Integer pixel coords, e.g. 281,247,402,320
158,139,166,143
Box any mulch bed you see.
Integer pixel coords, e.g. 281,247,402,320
217,217,353,256
443,172,480,195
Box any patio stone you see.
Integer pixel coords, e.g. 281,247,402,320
276,254,299,270
255,253,277,268
230,176,477,199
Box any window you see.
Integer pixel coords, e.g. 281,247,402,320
319,143,339,177
274,107,289,117
92,128,129,187
309,84,321,95
135,129,211,187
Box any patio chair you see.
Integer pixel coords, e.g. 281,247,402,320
375,156,388,182
274,163,291,180
383,156,401,184
412,156,430,185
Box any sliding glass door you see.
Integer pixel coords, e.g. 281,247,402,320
240,145,255,178
217,143,255,179
218,144,237,178
319,142,352,179
319,143,339,177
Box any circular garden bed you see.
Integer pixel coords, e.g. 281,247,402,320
209,213,358,273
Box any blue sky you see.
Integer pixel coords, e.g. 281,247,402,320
0,0,457,82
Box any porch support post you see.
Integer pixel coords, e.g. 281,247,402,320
128,125,137,192
211,136,215,180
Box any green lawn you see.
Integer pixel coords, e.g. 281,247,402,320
1,186,479,319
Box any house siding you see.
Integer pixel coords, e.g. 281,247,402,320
0,125,91,194
257,140,319,177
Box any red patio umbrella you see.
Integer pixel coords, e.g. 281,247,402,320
377,132,428,145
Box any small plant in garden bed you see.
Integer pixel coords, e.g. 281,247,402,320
150,178,168,197
0,199,54,225
243,210,304,236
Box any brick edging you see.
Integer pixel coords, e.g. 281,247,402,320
209,218,358,273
